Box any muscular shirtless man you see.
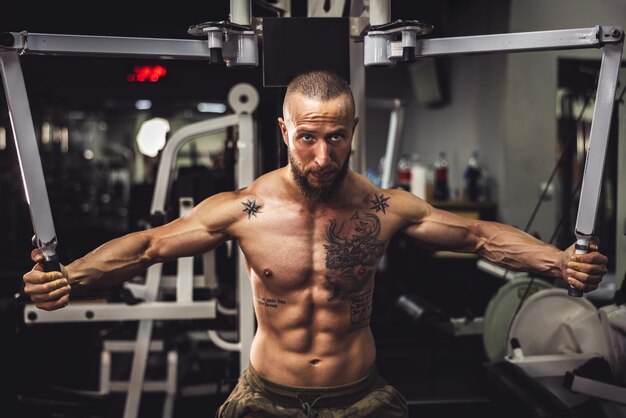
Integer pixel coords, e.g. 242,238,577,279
23,70,608,417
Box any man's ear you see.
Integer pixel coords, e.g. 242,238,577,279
353,117,360,131
278,117,288,145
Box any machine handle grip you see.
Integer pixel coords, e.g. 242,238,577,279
15,245,61,305
42,253,61,273
568,238,588,297
31,235,61,273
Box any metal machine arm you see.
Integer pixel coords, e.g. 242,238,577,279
0,51,60,272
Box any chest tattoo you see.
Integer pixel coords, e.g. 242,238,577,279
323,211,385,303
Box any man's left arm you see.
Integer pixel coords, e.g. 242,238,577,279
399,196,608,293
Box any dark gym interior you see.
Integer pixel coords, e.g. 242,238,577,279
1,1,625,417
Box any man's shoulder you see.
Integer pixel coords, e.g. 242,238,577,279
211,169,283,211
242,169,285,197
353,179,428,218
348,172,414,205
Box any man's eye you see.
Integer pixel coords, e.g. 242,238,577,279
330,134,344,142
300,134,314,142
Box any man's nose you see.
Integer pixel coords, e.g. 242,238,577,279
314,141,331,167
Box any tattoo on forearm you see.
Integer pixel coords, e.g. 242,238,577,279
349,290,373,332
242,199,262,219
370,194,390,214
256,295,286,308
324,211,384,301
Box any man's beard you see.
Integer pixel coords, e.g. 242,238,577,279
289,152,350,202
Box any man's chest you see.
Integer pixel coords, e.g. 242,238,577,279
235,207,391,293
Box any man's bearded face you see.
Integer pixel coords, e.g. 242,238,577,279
289,150,350,202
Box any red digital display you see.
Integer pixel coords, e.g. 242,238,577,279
127,65,167,82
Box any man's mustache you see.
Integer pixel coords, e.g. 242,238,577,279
307,167,336,175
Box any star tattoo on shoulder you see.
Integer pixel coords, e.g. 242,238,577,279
242,199,262,219
370,194,390,214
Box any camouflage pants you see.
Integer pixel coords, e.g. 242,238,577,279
215,364,408,418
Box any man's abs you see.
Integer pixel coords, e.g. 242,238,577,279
250,326,377,387
247,264,378,388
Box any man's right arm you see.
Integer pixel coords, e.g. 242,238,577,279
23,190,241,311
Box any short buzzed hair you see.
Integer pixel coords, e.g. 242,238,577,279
284,70,355,115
